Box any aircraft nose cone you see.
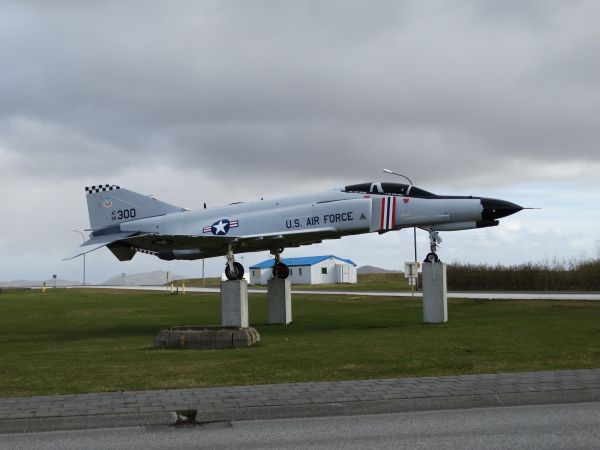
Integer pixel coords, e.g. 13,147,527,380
481,198,523,221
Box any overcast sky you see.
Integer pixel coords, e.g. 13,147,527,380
1,0,599,283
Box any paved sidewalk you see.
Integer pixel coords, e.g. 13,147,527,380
2,368,600,433
91,285,600,300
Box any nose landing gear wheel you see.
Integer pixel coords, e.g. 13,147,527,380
272,262,290,279
225,261,245,280
423,230,442,263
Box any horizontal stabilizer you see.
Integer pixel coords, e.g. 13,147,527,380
63,232,140,260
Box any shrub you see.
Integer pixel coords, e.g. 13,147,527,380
446,258,600,291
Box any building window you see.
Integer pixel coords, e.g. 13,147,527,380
321,267,327,275
299,267,303,276
289,268,293,276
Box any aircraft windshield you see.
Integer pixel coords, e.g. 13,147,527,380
343,182,435,198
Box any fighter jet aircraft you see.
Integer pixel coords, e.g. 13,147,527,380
66,181,523,280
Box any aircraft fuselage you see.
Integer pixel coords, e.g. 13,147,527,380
93,182,522,261
68,181,522,271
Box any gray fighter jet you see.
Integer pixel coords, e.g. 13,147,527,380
66,182,523,280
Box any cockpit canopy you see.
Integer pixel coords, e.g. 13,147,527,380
343,182,435,198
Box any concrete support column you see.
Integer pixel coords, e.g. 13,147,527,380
220,280,249,328
422,262,448,324
267,278,292,325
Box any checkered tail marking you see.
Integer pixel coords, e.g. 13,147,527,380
85,185,121,195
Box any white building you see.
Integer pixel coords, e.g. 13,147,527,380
249,255,357,285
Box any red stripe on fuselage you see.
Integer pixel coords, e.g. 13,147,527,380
391,196,396,229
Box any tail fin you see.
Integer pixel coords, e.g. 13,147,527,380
85,184,186,229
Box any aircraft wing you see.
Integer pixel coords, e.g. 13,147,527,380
233,227,339,242
122,227,341,255
233,226,344,251
63,227,342,261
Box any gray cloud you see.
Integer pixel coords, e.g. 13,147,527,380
1,1,600,281
1,0,600,188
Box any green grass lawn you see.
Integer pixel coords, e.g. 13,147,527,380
177,272,414,291
293,272,413,291
1,288,600,397
175,277,221,287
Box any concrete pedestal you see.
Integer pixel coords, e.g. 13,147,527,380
220,280,249,328
267,278,292,325
422,262,448,324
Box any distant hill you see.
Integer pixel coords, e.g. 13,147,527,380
357,265,401,274
102,270,186,286
0,279,82,288
0,271,187,288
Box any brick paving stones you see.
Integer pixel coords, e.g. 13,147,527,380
1,368,600,431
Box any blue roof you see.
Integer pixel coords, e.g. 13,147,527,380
250,255,356,269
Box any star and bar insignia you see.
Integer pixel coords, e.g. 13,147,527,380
203,219,239,236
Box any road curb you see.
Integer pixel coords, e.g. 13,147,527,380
2,388,599,434
193,388,600,422
0,411,177,434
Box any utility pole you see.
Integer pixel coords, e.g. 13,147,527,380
69,228,86,286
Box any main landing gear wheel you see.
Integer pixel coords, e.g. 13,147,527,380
270,247,289,279
424,252,440,263
224,244,244,280
225,261,245,280
272,262,290,279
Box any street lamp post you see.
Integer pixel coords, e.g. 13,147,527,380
382,169,419,290
382,168,413,185
69,228,86,286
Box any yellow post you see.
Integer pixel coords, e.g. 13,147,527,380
42,282,46,293
170,282,174,294
182,283,186,295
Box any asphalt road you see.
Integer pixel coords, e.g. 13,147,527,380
2,402,599,450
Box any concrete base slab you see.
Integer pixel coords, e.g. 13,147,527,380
267,278,292,324
221,280,249,327
422,262,448,323
154,326,260,349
